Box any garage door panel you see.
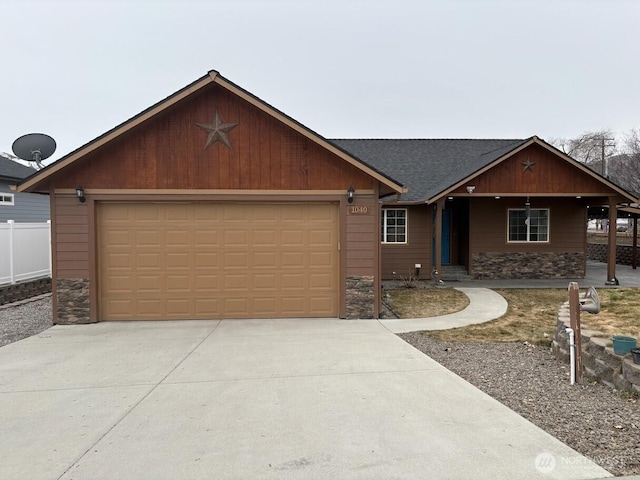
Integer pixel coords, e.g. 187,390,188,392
98,202,339,320
252,252,277,268
281,252,304,267
281,297,305,314
106,276,132,291
310,273,332,289
195,275,220,291
195,230,218,245
281,230,304,246
253,274,276,290
137,276,161,292
166,252,191,268
224,274,248,290
194,252,219,267
106,253,131,268
165,275,191,291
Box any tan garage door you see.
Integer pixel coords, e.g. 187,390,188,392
97,202,339,320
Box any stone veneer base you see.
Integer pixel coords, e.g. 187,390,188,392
552,302,640,395
345,275,375,319
56,278,93,324
472,252,585,279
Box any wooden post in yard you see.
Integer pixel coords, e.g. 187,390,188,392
568,282,583,384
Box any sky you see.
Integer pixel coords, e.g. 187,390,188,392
1,0,639,164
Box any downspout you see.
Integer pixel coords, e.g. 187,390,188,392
566,327,576,385
605,196,618,284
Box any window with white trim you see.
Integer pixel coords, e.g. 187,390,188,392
508,208,549,242
381,208,407,243
0,193,14,205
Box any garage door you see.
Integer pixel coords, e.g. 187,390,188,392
97,202,339,320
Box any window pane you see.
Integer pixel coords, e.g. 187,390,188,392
508,208,549,242
381,209,407,243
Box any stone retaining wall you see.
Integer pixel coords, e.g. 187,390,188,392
345,275,374,319
587,242,637,266
471,252,585,279
552,302,640,394
0,278,52,306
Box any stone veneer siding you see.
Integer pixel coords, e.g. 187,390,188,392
345,275,375,319
471,252,585,279
0,278,51,305
56,278,93,324
552,302,640,395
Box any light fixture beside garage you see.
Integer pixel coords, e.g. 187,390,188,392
76,186,86,203
347,186,355,203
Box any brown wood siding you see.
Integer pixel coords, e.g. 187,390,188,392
380,206,431,280
452,144,614,196
345,195,377,277
469,197,585,255
48,84,374,192
54,195,89,278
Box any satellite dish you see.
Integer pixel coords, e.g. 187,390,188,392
12,133,56,169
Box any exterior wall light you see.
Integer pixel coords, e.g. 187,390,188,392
347,186,355,203
76,186,86,203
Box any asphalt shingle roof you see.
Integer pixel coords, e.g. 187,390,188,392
0,154,37,181
331,138,528,202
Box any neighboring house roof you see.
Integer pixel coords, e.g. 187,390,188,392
333,136,637,204
0,154,37,182
331,138,527,202
17,71,405,195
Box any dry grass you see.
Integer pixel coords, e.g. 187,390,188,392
386,287,640,346
385,288,469,318
582,289,640,338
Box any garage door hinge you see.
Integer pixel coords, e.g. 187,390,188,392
337,242,341,251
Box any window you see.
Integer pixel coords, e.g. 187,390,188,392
508,208,549,242
0,193,14,205
381,208,407,243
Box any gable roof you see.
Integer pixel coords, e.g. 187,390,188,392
333,136,637,204
331,138,527,202
0,154,37,182
17,71,405,195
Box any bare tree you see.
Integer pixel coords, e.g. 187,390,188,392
549,129,616,175
611,128,640,197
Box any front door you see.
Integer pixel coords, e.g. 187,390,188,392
432,209,452,265
441,209,451,264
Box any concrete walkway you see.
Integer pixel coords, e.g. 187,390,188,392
380,287,508,333
0,319,610,479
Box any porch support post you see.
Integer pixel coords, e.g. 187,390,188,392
606,196,617,282
434,198,444,279
633,215,638,270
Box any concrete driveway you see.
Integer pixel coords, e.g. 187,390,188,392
0,319,609,480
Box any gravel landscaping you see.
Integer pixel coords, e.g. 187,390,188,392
401,333,640,477
0,296,53,347
1,297,638,476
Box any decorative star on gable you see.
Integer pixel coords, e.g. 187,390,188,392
522,157,536,172
196,110,238,149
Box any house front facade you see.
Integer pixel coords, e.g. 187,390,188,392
16,71,636,324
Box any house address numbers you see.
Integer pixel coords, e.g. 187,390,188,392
348,205,370,214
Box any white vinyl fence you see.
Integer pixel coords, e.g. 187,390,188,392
0,220,51,286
